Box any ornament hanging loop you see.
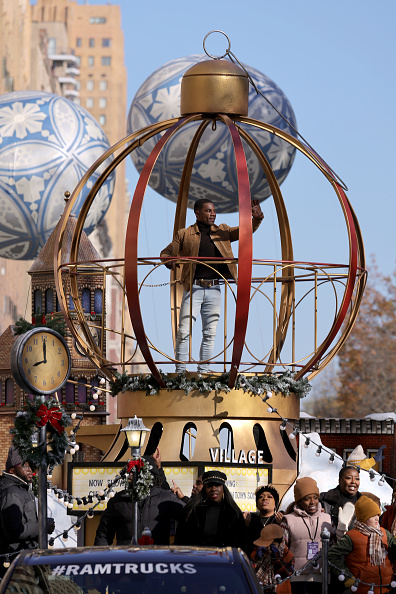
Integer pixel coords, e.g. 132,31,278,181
203,30,231,60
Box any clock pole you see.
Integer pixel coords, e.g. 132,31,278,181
38,424,48,549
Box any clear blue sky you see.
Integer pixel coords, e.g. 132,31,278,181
78,0,395,399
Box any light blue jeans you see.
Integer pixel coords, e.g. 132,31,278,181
175,285,221,373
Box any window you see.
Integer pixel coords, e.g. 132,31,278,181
47,38,56,55
65,382,75,404
94,289,103,314
102,38,111,47
87,80,94,91
253,423,272,463
82,288,91,312
78,379,87,404
45,288,54,314
5,379,14,405
180,423,197,461
99,97,106,108
219,423,234,460
75,56,81,66
88,56,94,67
89,38,95,48
86,97,93,108
34,289,42,314
144,422,164,457
99,115,106,126
99,80,107,91
76,38,82,48
75,80,81,90
90,17,107,24
101,56,111,66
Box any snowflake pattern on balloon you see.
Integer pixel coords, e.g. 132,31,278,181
0,91,115,259
127,55,297,214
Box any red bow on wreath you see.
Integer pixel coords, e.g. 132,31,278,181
36,404,64,434
127,458,144,473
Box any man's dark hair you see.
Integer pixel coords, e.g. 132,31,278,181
194,199,214,213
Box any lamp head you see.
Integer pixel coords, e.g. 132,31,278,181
121,415,150,455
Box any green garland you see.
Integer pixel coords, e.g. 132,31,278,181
110,370,311,399
123,458,154,502
11,396,72,468
14,310,67,337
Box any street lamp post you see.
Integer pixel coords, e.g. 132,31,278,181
121,416,150,544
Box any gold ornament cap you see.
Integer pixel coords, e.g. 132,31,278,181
180,59,249,116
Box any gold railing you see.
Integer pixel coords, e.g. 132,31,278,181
59,256,366,381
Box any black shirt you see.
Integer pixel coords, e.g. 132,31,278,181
194,221,228,280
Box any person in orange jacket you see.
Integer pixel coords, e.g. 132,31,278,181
328,495,396,594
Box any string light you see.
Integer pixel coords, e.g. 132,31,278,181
267,406,274,414
87,509,94,519
329,453,335,464
368,586,375,594
289,428,298,440
89,404,96,412
48,539,55,549
75,521,81,531
378,475,385,486
99,377,106,385
315,445,322,457
3,556,10,569
338,574,345,582
369,470,376,482
280,421,287,431
62,531,69,541
304,437,311,448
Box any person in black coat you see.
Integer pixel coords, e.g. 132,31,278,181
0,447,54,575
175,470,247,551
94,457,185,546
245,485,283,556
320,465,362,534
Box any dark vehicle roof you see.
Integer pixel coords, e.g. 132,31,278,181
1,546,262,594
14,545,247,566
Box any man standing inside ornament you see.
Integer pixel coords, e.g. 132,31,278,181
161,198,263,373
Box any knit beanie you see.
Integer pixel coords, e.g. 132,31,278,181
294,477,319,503
5,446,25,472
355,495,381,523
255,485,280,508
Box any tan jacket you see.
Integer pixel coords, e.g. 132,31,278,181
161,218,262,291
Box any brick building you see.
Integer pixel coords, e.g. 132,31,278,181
298,415,396,480
0,211,109,482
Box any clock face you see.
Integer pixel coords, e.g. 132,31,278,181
20,330,71,393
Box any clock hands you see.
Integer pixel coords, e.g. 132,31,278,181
33,341,47,366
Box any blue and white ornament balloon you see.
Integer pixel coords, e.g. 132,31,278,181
127,55,297,213
0,91,115,259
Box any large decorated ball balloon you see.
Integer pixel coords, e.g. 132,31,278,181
0,91,115,259
127,55,297,213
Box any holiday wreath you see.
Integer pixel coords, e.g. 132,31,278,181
11,395,72,468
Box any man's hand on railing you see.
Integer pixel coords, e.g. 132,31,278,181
161,257,176,271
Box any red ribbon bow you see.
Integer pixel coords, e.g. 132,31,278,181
36,404,64,434
127,458,144,473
